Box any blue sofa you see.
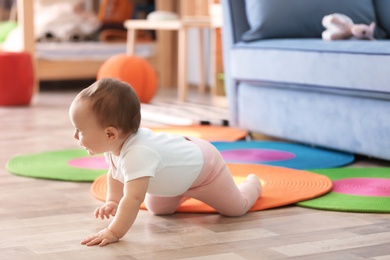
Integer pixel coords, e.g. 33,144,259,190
221,0,390,160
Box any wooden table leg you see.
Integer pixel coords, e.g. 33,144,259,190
210,27,224,96
155,0,177,88
178,27,188,101
198,28,206,94
126,28,136,55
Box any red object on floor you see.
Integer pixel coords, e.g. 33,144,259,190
0,52,34,106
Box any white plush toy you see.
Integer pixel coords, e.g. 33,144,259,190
34,0,101,42
322,13,375,41
2,0,100,51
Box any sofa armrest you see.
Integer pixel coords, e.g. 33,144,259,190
222,0,250,126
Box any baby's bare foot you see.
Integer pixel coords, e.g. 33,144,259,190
246,174,262,197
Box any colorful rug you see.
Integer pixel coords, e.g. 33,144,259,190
211,141,355,170
150,125,247,141
297,168,390,213
6,126,247,182
6,149,107,182
90,163,333,213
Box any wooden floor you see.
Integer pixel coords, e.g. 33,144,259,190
1,85,390,260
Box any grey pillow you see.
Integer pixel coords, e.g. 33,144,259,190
374,0,390,37
242,0,385,41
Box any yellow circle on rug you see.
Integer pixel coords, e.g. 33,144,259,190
152,129,201,138
149,125,247,141
90,163,332,213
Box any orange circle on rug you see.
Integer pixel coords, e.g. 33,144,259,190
149,125,248,142
90,163,332,213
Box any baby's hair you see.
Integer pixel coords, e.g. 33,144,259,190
76,78,141,136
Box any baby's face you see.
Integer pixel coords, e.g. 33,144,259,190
69,99,109,155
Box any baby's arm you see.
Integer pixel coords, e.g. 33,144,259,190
95,169,124,219
81,176,150,246
108,177,149,237
106,169,124,203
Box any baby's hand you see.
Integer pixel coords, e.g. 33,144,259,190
81,228,119,247
94,201,118,219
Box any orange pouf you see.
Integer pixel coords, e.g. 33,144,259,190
0,52,34,106
97,54,158,103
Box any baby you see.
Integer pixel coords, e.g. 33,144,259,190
69,78,262,247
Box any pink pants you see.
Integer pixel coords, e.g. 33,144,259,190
144,137,261,217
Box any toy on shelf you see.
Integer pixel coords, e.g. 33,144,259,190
34,0,101,42
146,11,179,21
322,13,375,41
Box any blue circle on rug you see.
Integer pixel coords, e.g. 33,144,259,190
211,141,354,169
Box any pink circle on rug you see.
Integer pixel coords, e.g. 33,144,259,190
220,149,295,162
333,178,390,197
68,157,108,170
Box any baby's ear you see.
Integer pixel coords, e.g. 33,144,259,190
106,126,118,140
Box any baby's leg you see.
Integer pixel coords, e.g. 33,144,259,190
179,136,262,217
185,166,262,217
144,194,187,215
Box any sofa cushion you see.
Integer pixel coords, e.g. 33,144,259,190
374,0,390,38
230,39,390,94
236,82,390,160
242,0,385,41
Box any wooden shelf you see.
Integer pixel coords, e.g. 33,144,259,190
124,18,211,30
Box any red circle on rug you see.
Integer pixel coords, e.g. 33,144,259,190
220,149,295,162
333,178,390,197
68,157,108,170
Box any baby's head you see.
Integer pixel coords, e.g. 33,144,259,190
71,78,141,137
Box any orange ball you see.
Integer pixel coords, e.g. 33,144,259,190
97,54,158,103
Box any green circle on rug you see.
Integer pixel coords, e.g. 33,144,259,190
297,168,390,213
6,149,107,182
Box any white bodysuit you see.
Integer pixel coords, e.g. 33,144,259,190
105,128,203,197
